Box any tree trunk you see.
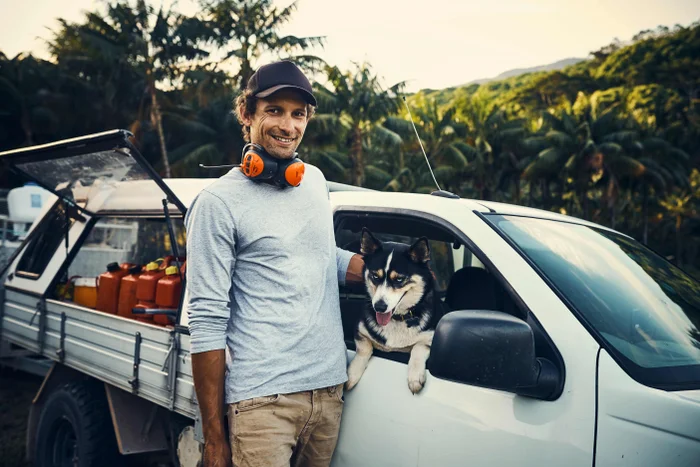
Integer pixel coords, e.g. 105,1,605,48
20,102,33,146
541,180,550,210
676,214,683,267
350,126,364,186
149,82,171,178
582,189,590,220
642,183,649,244
239,41,253,88
611,203,617,229
481,182,489,201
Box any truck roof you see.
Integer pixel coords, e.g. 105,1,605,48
90,178,492,216
90,178,602,231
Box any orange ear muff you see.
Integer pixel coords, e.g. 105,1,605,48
241,151,266,178
284,160,305,187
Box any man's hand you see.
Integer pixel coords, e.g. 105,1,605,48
203,438,233,467
345,254,364,283
192,350,230,467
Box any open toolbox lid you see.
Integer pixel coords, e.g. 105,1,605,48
0,129,187,216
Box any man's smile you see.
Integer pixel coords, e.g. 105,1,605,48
271,135,295,144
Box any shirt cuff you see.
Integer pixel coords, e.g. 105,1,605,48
336,247,355,286
189,334,227,354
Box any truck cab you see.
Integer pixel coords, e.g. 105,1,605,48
1,130,699,467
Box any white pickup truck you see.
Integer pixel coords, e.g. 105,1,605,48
1,130,699,467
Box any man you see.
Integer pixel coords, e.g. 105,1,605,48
185,60,364,467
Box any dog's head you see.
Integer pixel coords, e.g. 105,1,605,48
360,227,433,326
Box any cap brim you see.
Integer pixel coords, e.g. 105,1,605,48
255,84,317,106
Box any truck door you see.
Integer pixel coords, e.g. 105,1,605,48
331,205,598,467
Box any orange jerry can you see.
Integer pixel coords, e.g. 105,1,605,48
73,278,98,309
153,266,182,325
117,265,142,319
136,262,165,304
155,266,182,308
134,262,165,322
96,263,129,314
119,262,137,271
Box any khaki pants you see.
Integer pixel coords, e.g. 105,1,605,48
227,384,345,467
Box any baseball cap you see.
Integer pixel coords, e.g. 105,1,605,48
246,60,317,106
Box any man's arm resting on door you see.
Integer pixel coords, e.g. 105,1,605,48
336,248,364,285
345,253,364,283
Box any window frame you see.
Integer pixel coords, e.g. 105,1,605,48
481,211,700,391
47,213,187,320
333,206,566,393
14,201,75,281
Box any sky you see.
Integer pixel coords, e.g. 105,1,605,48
1,0,699,92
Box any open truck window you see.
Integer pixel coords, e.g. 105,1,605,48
56,217,186,280
333,210,525,361
15,202,74,280
50,216,187,325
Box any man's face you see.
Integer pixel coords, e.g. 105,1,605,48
243,89,310,159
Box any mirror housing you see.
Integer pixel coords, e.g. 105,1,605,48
430,310,560,400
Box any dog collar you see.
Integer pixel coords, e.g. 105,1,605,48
392,309,421,327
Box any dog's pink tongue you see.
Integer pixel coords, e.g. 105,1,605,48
376,311,392,326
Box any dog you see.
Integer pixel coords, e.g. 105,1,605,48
345,228,446,394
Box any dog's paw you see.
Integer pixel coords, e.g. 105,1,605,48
345,371,362,391
407,368,426,394
345,378,358,391
346,360,366,391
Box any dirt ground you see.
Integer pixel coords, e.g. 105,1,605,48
0,368,39,467
0,367,174,467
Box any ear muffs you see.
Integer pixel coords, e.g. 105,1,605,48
284,160,305,187
241,143,305,187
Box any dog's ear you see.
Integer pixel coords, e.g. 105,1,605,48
360,228,382,256
408,237,431,263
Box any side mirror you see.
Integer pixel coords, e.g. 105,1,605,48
429,310,561,400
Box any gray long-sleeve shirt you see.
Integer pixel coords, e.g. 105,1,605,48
185,165,354,403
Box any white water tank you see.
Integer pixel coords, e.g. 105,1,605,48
7,182,51,236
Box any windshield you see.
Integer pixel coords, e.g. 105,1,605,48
488,214,700,389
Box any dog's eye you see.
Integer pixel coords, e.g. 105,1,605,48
369,271,381,281
394,276,407,285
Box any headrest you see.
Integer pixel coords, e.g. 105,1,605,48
445,267,500,311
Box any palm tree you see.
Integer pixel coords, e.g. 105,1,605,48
164,95,244,177
461,98,528,202
199,0,325,87
314,63,404,187
297,105,353,184
632,135,691,243
380,96,469,193
49,0,209,177
0,53,64,148
659,190,696,267
521,93,642,219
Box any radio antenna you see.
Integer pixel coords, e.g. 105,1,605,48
402,96,459,199
199,163,239,169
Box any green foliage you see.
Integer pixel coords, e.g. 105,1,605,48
0,5,699,275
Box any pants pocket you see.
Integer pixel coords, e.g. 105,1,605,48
327,384,344,403
234,394,281,413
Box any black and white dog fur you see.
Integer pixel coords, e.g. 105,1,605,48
346,228,445,394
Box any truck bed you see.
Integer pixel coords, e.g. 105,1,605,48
1,286,196,419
